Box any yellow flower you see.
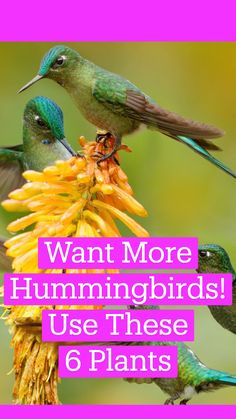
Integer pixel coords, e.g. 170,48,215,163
1,135,149,404
3,136,148,277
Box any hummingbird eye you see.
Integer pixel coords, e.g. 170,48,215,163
199,250,211,258
35,115,47,128
52,55,66,69
41,139,52,145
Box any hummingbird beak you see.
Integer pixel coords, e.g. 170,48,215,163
18,74,43,93
60,138,76,156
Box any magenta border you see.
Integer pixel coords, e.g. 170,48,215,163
0,405,235,416
1,0,235,412
0,1,236,41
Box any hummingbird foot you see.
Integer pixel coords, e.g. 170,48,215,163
92,151,120,167
164,394,179,405
179,399,190,405
164,398,174,405
96,135,122,164
113,156,120,166
95,130,112,148
92,151,104,159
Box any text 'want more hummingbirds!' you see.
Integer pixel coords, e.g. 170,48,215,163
19,45,236,178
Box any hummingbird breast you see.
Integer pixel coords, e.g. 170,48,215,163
154,377,187,396
68,70,140,136
81,103,139,136
208,305,236,334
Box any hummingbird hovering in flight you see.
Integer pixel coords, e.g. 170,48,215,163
0,95,76,201
198,244,236,335
116,305,236,404
18,45,236,177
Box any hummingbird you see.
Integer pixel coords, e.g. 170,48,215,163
112,305,236,404
18,45,236,177
198,244,236,335
0,95,76,201
0,96,76,272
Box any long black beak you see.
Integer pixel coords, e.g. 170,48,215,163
18,75,43,93
60,138,77,156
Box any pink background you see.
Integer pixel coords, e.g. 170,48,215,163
0,405,235,417
58,345,178,378
0,1,235,41
1,0,236,413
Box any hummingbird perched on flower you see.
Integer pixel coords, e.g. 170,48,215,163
0,96,76,272
0,95,76,201
114,305,236,404
18,45,236,177
198,244,236,335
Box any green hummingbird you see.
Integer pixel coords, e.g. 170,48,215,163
18,45,236,177
198,244,236,335
0,95,76,272
0,95,76,201
113,305,236,404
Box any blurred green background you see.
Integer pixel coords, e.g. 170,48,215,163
1,43,236,404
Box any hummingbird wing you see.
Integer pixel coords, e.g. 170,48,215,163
92,76,223,148
0,237,12,272
0,146,25,201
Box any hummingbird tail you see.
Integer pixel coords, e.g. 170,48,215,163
217,375,236,386
0,237,12,272
177,135,236,179
0,146,25,200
